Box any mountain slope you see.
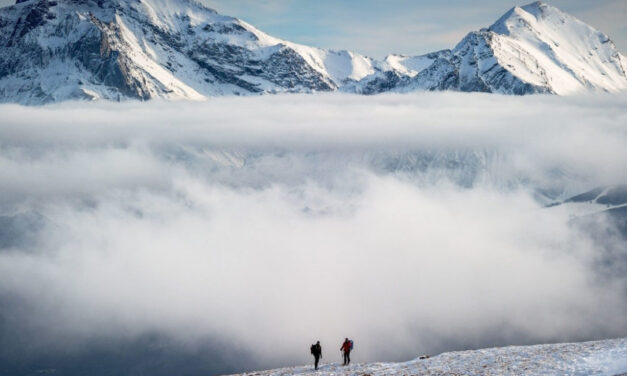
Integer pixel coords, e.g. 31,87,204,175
0,0,625,104
0,0,376,103
487,2,627,94
550,186,627,240
224,338,627,376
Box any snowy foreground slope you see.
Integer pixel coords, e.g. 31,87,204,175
227,338,627,376
0,0,625,103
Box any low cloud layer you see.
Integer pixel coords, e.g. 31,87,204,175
0,93,626,375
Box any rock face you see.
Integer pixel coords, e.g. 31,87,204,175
0,0,625,104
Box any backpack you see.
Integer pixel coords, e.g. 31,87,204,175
310,344,315,354
349,340,354,350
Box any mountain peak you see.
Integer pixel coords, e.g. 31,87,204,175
520,1,548,15
481,1,627,94
488,1,559,35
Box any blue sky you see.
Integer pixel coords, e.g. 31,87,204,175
199,0,627,58
1,0,624,58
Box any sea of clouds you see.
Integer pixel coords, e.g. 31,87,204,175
0,92,626,375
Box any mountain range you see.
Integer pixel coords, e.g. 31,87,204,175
0,0,626,104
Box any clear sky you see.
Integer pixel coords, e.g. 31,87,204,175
1,0,625,58
198,0,627,58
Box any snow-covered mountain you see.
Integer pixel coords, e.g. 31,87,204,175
359,1,627,95
223,338,627,376
0,0,625,104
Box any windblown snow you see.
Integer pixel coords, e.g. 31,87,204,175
0,0,625,103
226,338,627,376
